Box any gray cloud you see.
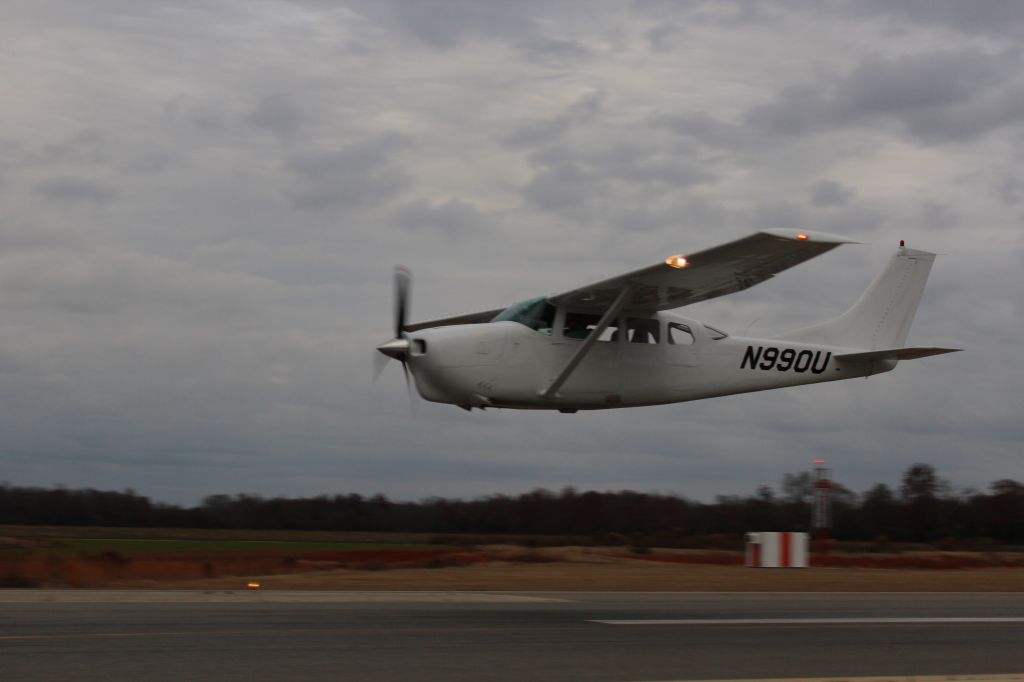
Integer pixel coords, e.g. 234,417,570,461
285,134,412,211
245,93,306,139
751,201,807,232
815,205,889,238
655,112,748,149
392,198,485,234
634,0,783,27
855,0,1024,38
33,176,117,206
522,158,593,213
0,1,1019,505
602,152,712,187
994,172,1024,205
746,49,1024,142
503,91,605,148
38,129,109,165
919,200,959,231
348,0,543,48
809,179,856,207
520,132,715,223
516,36,592,67
645,22,685,52
120,151,175,174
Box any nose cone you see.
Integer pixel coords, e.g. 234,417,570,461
376,337,410,359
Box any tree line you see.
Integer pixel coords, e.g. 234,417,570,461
1,464,1022,545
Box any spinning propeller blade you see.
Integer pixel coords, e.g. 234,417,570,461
376,266,416,409
372,350,390,382
400,357,416,411
394,265,410,339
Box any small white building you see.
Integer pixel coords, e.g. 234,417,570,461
745,531,808,568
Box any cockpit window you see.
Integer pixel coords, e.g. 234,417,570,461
493,297,556,335
703,324,728,340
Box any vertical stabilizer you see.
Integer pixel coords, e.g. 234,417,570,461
776,244,936,350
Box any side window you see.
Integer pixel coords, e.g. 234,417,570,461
626,318,660,344
668,322,694,345
564,312,619,342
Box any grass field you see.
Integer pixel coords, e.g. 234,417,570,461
3,526,1024,591
0,524,449,544
0,525,466,587
27,538,441,555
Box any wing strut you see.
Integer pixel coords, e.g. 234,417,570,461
539,286,632,400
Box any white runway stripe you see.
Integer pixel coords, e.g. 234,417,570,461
0,590,567,604
592,617,1024,625
630,671,1024,675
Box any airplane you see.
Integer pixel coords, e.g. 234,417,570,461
375,230,959,413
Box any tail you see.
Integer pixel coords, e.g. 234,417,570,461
776,243,937,350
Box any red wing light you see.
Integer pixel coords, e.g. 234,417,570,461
796,233,809,241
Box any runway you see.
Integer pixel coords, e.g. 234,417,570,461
2,591,1023,681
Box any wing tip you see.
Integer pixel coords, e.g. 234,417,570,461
760,229,860,245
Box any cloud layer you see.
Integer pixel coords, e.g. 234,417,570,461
1,1,1021,504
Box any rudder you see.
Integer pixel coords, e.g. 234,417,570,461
776,244,937,350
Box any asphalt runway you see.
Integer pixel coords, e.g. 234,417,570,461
2,591,1023,681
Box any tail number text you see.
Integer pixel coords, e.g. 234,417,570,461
741,346,831,374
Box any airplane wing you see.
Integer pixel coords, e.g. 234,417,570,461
403,308,504,333
548,230,856,313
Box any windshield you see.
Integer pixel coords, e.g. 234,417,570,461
493,297,556,335
703,324,729,340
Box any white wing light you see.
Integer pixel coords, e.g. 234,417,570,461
665,255,688,269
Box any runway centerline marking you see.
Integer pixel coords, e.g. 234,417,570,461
592,617,1024,626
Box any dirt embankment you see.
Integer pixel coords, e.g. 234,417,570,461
3,536,1024,592
0,542,479,588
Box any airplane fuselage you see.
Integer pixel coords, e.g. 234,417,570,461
406,311,893,411
378,236,956,412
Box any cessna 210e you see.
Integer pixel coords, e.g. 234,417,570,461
375,230,959,412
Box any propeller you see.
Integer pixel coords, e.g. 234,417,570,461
375,266,415,406
394,265,410,340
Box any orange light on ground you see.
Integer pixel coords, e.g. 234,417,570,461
665,255,688,268
247,581,261,589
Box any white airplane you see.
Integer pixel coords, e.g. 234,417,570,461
376,230,959,413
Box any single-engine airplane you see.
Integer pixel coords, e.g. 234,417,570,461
375,230,959,413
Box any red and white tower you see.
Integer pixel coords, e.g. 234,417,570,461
811,459,832,553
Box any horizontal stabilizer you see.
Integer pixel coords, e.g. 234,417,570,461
835,347,961,363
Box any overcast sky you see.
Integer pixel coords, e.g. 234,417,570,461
2,1,1021,505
